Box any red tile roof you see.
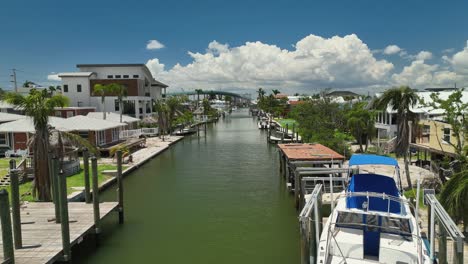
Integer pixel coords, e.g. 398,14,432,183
278,143,345,161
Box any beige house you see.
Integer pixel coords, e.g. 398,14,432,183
411,119,459,160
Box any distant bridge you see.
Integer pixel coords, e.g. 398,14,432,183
167,90,251,101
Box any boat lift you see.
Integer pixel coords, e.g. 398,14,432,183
298,174,466,264
426,194,465,264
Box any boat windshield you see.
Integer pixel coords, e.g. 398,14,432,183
335,211,412,236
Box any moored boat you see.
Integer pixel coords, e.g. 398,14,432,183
317,154,430,264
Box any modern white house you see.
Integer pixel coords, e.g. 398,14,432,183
58,64,168,119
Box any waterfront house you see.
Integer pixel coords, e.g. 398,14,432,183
0,115,126,155
86,112,140,129
58,64,168,119
375,89,468,161
53,106,96,118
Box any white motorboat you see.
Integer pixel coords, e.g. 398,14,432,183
317,154,430,264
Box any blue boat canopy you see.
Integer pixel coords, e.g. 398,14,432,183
347,174,401,214
349,154,399,167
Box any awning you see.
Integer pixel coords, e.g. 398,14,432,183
349,154,399,167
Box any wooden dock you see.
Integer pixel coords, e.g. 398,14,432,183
0,202,118,264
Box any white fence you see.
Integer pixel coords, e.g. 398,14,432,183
120,128,159,139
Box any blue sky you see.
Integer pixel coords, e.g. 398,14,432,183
1,0,467,94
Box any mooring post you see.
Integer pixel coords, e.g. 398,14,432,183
52,157,61,223
279,152,283,176
455,236,464,264
9,159,16,170
0,189,14,264
9,169,22,249
58,171,71,262
83,148,91,203
116,150,124,224
294,171,300,209
91,156,101,237
438,225,447,264
292,124,295,142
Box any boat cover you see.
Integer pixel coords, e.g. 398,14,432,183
349,154,399,167
347,174,401,214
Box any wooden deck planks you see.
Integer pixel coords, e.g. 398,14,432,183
0,202,117,264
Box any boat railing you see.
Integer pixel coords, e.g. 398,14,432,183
334,191,411,215
324,221,426,264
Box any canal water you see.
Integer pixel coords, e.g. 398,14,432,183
75,109,300,263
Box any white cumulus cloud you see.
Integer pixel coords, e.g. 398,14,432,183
146,39,165,50
415,51,433,61
450,41,468,74
47,73,61,81
383,45,402,55
146,34,394,93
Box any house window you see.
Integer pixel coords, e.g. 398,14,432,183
107,75,113,78
133,75,139,78
66,111,74,118
78,131,89,139
97,131,106,146
55,111,62,117
123,75,129,78
63,85,68,93
77,84,82,92
115,75,121,79
112,128,119,142
115,100,120,111
0,133,8,146
443,128,451,142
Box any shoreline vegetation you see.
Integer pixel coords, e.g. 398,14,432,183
256,87,468,232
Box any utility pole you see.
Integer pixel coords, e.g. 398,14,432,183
10,69,17,93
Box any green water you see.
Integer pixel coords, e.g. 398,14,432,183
75,109,300,263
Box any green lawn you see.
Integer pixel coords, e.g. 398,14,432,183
0,158,21,180
0,162,126,202
274,118,298,128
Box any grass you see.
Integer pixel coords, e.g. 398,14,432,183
274,118,298,128
0,160,127,202
0,157,21,180
404,188,427,209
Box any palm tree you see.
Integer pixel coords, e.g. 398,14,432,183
93,84,111,120
439,170,468,232
4,89,69,201
257,88,265,99
347,103,375,152
375,86,419,189
154,99,168,139
166,96,183,134
195,89,203,107
107,83,128,123
272,89,281,96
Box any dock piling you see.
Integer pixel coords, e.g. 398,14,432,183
116,150,124,224
0,189,14,264
91,156,101,237
9,169,22,249
51,157,61,223
83,148,91,203
58,171,71,262
9,159,16,170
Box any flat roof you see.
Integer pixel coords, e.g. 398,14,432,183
77,64,145,68
278,143,345,161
